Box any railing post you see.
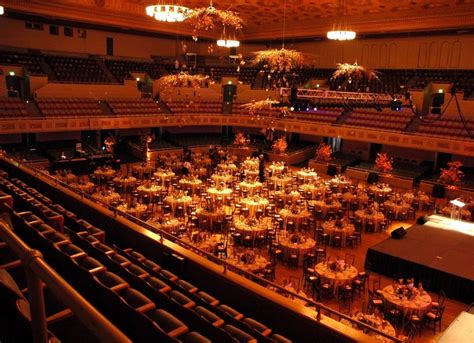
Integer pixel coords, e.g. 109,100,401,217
24,249,48,343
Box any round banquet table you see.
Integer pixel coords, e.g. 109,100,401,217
116,203,147,218
238,181,263,195
153,170,175,185
164,195,192,215
137,184,162,197
275,190,301,204
310,200,342,217
268,163,285,175
132,164,154,179
269,176,293,190
147,217,181,234
217,163,238,172
278,233,316,266
342,313,396,342
180,233,220,254
369,184,392,198
441,206,472,220
179,178,202,194
207,187,233,202
240,197,269,217
57,172,77,184
322,221,355,247
402,192,430,211
297,170,318,182
73,182,95,193
196,208,226,230
383,200,411,219
92,191,120,205
279,209,311,230
242,158,259,170
300,184,327,199
314,260,358,292
381,285,431,318
226,253,268,274
211,173,234,185
328,178,351,193
355,210,385,231
94,168,116,180
113,176,137,190
234,217,271,244
343,192,369,206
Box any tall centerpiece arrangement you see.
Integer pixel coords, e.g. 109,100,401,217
233,132,250,148
375,153,393,174
272,137,288,154
241,99,281,116
332,62,379,81
438,161,464,188
156,72,210,90
104,136,116,153
315,142,332,162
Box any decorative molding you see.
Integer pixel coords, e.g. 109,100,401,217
0,114,473,156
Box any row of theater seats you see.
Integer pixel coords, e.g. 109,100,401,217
36,98,103,116
0,50,45,75
0,173,293,343
45,55,109,83
417,117,474,139
343,108,414,132
105,59,163,82
107,98,162,115
293,109,341,124
0,97,29,117
167,101,222,114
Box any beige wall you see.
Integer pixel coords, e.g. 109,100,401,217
35,80,141,99
243,34,474,70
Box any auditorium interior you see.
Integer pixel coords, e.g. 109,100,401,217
1,0,474,342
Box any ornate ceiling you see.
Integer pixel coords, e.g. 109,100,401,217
3,0,474,41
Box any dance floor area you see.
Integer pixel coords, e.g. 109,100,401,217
366,216,474,304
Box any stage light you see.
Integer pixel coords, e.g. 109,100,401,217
136,77,141,81
9,71,15,76
438,89,444,93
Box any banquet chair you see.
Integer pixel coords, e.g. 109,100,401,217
423,305,446,334
332,234,342,248
287,248,299,268
367,289,383,313
431,289,446,310
338,282,354,303
383,301,402,329
366,221,375,233
352,272,367,298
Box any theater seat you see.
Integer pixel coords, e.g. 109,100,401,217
271,333,293,342
147,308,189,338
223,324,257,343
168,290,196,308
147,276,172,293
96,271,128,292
181,331,212,343
177,279,198,294
218,304,244,320
193,306,225,327
197,291,219,306
243,317,272,336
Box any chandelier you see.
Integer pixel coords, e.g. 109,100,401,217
216,26,240,48
146,1,189,22
327,0,356,41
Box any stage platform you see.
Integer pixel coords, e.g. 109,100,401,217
365,216,474,304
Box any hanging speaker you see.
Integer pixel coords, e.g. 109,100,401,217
391,227,407,239
290,87,298,104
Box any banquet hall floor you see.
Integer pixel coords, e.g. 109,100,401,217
268,217,468,342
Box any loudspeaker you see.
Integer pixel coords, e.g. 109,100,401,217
367,172,379,184
416,215,430,225
290,87,298,104
391,227,407,239
327,164,337,176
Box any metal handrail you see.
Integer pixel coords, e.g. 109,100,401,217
0,219,131,343
4,155,402,342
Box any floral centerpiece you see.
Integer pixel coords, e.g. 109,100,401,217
104,136,115,153
184,3,243,41
233,132,250,148
272,137,288,154
332,62,379,80
252,48,305,74
157,72,210,90
315,142,332,162
375,153,393,173
438,161,464,187
329,260,347,272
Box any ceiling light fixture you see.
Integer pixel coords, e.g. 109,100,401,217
216,26,240,48
146,1,189,22
0,5,4,15
327,0,356,41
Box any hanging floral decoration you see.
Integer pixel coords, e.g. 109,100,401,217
438,161,464,185
252,48,305,74
332,62,379,80
375,153,393,173
272,137,288,154
157,72,210,90
185,5,243,41
104,136,116,153
316,142,332,162
233,132,250,148
241,99,280,115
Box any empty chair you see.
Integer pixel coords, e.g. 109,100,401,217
147,308,189,338
243,317,272,337
218,304,244,320
223,324,257,343
193,306,225,327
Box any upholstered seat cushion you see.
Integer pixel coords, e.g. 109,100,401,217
219,304,244,320
243,317,272,336
147,276,171,293
223,324,257,343
197,291,219,306
169,290,195,308
181,331,212,343
148,309,188,338
177,279,198,294
194,306,224,327
271,333,293,343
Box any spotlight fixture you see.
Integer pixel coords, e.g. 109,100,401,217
146,1,189,22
